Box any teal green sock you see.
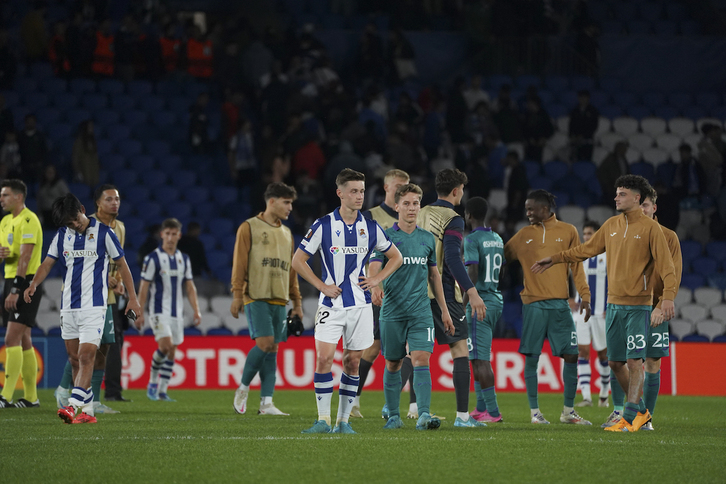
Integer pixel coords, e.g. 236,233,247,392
259,352,277,398
383,367,402,417
524,356,539,409
60,360,73,389
91,369,104,402
623,402,639,424
638,397,647,414
413,366,432,415
241,345,267,387
482,386,500,417
643,371,660,415
563,362,577,408
474,381,486,412
611,376,625,413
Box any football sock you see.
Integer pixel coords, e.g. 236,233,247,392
1,346,22,401
409,371,417,404
240,345,266,387
474,381,486,412
60,360,73,389
69,386,88,409
21,348,38,402
149,349,165,383
638,397,647,414
643,370,660,415
452,357,470,413
336,372,359,425
524,356,539,409
83,387,94,416
259,352,277,398
611,376,625,412
356,358,373,396
563,361,578,407
482,386,500,417
383,367,402,418
577,358,592,401
623,402,639,424
400,356,413,390
598,359,611,399
159,358,174,394
413,366,432,415
91,369,104,402
314,372,334,422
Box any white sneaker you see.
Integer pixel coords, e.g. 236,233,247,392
350,404,363,418
601,410,622,428
640,421,654,431
560,410,592,425
575,399,593,407
233,387,248,414
406,410,419,419
531,412,550,424
258,403,289,415
93,402,120,414
54,386,70,409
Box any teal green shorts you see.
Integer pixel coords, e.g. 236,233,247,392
606,304,651,362
100,305,115,345
245,301,288,343
380,313,435,361
646,318,670,358
520,300,577,357
466,303,502,361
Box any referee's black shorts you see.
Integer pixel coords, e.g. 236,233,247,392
2,276,42,328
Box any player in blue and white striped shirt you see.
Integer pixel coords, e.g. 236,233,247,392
138,218,202,402
292,169,403,434
25,194,143,424
572,220,610,408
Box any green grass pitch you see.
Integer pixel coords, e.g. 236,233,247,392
1,389,724,483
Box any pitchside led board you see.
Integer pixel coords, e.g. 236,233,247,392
1,336,724,396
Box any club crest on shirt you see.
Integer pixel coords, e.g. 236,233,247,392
262,232,270,245
359,228,366,239
88,233,94,240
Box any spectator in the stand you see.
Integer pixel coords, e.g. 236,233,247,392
49,21,71,77
325,141,366,191
492,85,524,144
467,101,500,152
216,40,243,91
66,12,88,76
422,100,446,160
18,114,48,184
36,165,69,230
447,77,468,144
71,120,100,187
672,143,706,206
20,2,48,62
189,92,210,154
0,94,13,137
159,23,182,74
0,29,17,90
522,97,554,162
261,62,290,136
177,222,211,278
463,74,490,112
115,14,139,81
456,137,491,200
91,19,115,77
292,139,326,181
241,33,273,88
387,126,417,173
597,141,630,204
0,131,21,179
358,23,385,86
698,123,725,197
228,118,258,188
568,90,599,162
186,25,214,79
394,91,423,128
503,150,529,222
388,29,417,84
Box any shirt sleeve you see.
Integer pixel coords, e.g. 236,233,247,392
141,254,156,281
373,221,393,253
651,225,677,302
504,233,518,263
230,221,251,299
106,229,124,260
46,231,61,260
20,214,41,246
443,216,474,292
463,234,477,266
427,234,437,267
568,228,591,303
183,253,193,281
299,218,324,256
551,224,607,265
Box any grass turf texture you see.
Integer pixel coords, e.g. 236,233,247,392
1,390,724,483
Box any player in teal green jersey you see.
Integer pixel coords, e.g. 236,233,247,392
369,184,454,430
463,197,504,423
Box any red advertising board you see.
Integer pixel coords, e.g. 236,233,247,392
121,335,673,395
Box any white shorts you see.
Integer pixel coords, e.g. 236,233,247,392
150,314,184,346
314,305,374,351
574,311,607,352
60,308,107,346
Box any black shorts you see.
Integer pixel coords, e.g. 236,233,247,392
372,304,381,340
431,299,468,345
2,276,42,328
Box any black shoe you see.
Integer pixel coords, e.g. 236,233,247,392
13,398,39,408
0,395,13,408
105,395,132,402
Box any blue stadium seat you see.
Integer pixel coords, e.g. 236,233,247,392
638,2,663,22
166,200,191,220
140,95,166,112
207,327,234,336
571,76,595,92
122,110,148,126
184,327,202,336
680,240,702,266
128,154,156,172
111,95,136,112
98,79,124,96
155,80,185,97
706,241,726,263
125,186,151,204
194,201,216,220
212,266,232,284
551,190,571,207
544,76,569,93
96,139,113,157
656,161,677,188
47,122,73,142
199,234,218,251
543,160,569,182
630,161,656,183
681,333,709,342
184,187,210,203
572,161,597,182
653,20,678,36
713,334,726,343
489,74,513,92
599,77,622,93
590,90,610,108
680,20,700,35
642,92,666,109
143,170,168,188
69,78,96,95
122,216,144,240
652,105,679,120
151,111,176,128
665,3,688,21
135,201,163,223
1,91,19,108
113,169,138,188
146,140,171,157
31,326,45,336
94,111,120,127
624,105,652,119
572,191,595,209
41,78,67,94
523,160,541,181
153,185,179,203
24,92,49,111
102,154,126,171
515,74,541,90
612,91,639,107
213,187,238,206
600,104,624,119
117,140,143,158
682,106,707,120
530,176,553,191
104,125,131,143
220,234,236,253
127,80,153,97
207,250,231,270
66,108,91,127
183,83,208,98
170,170,197,189
708,106,726,120
68,182,91,199
81,93,108,111
15,78,39,96
547,103,568,118
667,92,693,109
538,90,555,106
48,327,62,336
158,155,183,172
37,107,61,127
167,96,190,115
208,217,235,237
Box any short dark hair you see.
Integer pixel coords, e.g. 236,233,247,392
526,189,557,210
465,196,489,220
583,220,601,232
644,186,658,204
93,183,118,207
614,174,652,204
394,183,423,204
51,193,83,227
161,218,182,231
434,168,468,196
264,182,297,201
335,168,365,187
1,179,27,200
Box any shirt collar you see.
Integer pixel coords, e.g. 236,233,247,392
471,226,492,233
431,199,455,209
333,207,363,224
380,202,398,219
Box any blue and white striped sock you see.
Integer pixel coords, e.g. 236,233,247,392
577,358,592,401
336,373,360,425
159,358,174,394
598,359,611,399
150,349,165,383
314,372,334,423
69,386,88,408
83,387,94,416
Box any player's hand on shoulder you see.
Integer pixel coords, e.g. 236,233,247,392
320,283,342,299
531,257,553,273
230,298,244,318
650,307,664,328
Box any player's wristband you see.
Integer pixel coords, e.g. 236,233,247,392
12,276,25,289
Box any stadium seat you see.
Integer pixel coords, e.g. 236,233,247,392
653,20,678,36
696,117,723,131
206,326,234,336
110,94,136,112
151,111,177,128
652,105,678,120
705,241,726,263
208,218,235,236
135,201,163,222
102,154,126,171
557,91,577,107
194,201,216,221
555,116,569,133
81,93,108,111
51,92,79,111
599,132,625,151
544,76,569,93
693,287,723,308
629,161,655,183
143,170,168,188
124,186,151,204
655,133,682,152
198,233,218,251
213,187,238,206
98,78,124,96
166,96,190,115
122,110,148,126
681,273,705,291
489,74,514,92
184,186,210,203
710,304,726,323
96,139,114,157
105,124,132,143
682,133,701,152
667,92,693,109
140,95,166,112
681,333,709,342
624,105,652,120
599,77,622,93
669,319,693,341
612,117,639,137
590,91,610,109
692,256,719,278
515,74,541,90
529,176,553,191
207,250,231,271
127,80,153,97
675,286,693,307
184,327,203,336
680,303,709,324
571,161,596,181
612,92,638,107
695,92,721,110
47,122,73,143
117,140,143,158
586,205,615,225
592,146,609,166
37,107,61,126
69,78,95,95
600,104,624,119
656,160,677,187
680,20,701,35
640,117,667,137
66,108,91,127
95,110,121,127
697,320,726,341
682,106,707,120
488,189,507,215
628,133,654,151
158,155,183,172
542,160,569,182
558,205,586,227
665,3,687,21
146,140,171,158
642,148,669,166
